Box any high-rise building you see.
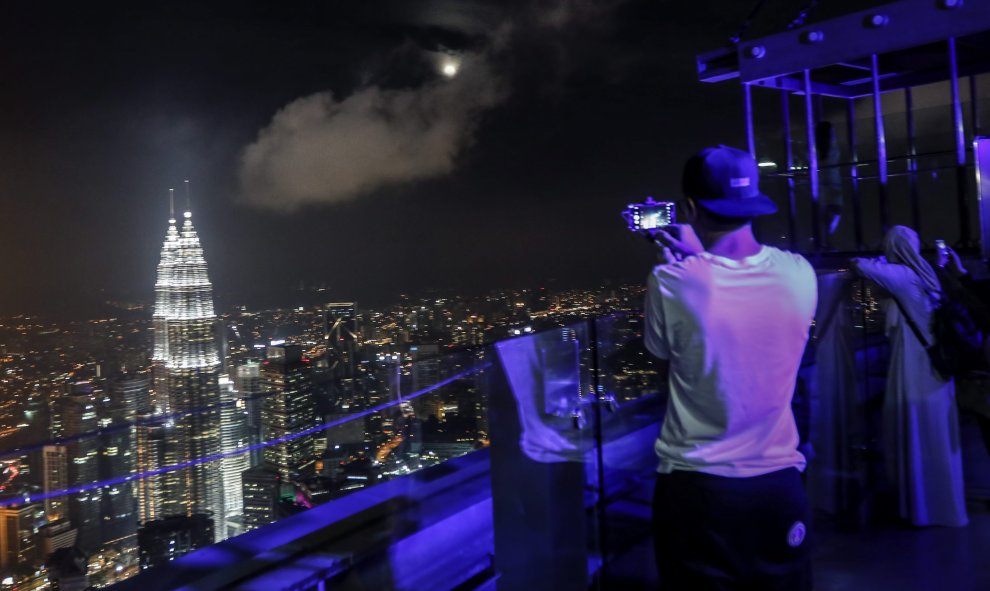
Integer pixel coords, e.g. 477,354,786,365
218,374,249,534
325,302,359,378
261,345,317,480
58,381,101,552
240,466,280,533
150,198,225,540
42,445,68,522
0,501,41,569
135,420,166,525
101,372,148,545
109,372,151,419
137,514,214,570
38,519,78,558
233,361,264,467
411,343,441,393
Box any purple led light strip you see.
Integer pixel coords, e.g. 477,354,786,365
0,363,490,508
2,347,506,460
2,398,242,459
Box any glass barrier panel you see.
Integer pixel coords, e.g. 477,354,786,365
802,269,990,530
0,341,496,589
590,313,664,586
487,320,605,589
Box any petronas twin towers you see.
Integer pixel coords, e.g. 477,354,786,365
146,188,225,540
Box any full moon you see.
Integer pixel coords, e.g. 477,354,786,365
442,62,459,78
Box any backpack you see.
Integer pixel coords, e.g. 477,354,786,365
893,292,985,379
929,297,986,377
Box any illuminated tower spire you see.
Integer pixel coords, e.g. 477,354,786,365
149,188,225,540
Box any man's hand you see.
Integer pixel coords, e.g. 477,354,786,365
652,224,703,264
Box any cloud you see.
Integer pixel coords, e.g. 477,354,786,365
239,53,503,212
238,1,625,212
535,0,625,30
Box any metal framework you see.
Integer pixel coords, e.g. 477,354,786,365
698,0,990,257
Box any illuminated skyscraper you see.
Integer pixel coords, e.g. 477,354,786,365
42,445,68,522
150,189,225,540
135,419,165,524
102,372,148,545
240,465,280,533
218,374,249,535
58,382,101,551
233,361,264,467
324,302,359,377
261,345,317,480
0,501,41,570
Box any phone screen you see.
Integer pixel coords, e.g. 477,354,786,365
635,203,674,230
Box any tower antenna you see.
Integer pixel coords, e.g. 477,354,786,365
184,179,191,212
169,188,175,219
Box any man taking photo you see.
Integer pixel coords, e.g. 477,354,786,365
645,145,818,590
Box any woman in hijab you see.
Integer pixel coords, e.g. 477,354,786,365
852,225,968,527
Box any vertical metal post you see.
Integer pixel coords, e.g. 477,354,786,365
782,90,798,251
949,38,971,244
846,99,864,250
804,69,821,251
744,83,756,158
905,88,922,235
871,54,889,233
588,317,608,591
744,83,762,242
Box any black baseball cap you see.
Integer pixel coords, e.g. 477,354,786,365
682,145,778,218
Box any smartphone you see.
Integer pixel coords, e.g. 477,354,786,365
935,239,948,257
623,198,676,232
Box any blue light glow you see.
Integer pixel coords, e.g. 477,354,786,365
0,363,490,508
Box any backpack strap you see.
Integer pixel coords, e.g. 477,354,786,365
888,292,933,349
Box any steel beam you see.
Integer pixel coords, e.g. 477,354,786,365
734,0,990,84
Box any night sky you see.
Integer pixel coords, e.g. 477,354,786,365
0,1,763,317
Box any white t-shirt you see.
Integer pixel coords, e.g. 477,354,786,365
645,245,817,477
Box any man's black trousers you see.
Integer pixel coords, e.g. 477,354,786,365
652,467,812,591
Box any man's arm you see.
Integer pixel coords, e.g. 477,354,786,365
851,257,913,296
644,271,672,388
644,271,671,361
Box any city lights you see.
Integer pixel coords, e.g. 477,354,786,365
0,279,661,588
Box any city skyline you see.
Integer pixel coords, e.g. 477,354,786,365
0,274,657,586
